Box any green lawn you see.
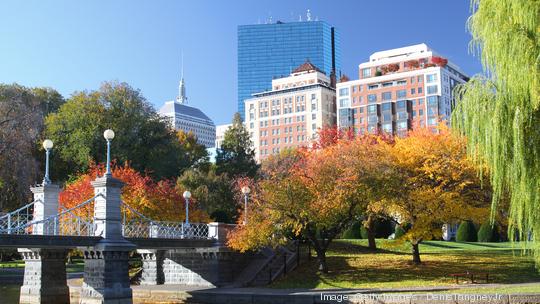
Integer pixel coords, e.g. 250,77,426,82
271,239,540,290
0,259,85,272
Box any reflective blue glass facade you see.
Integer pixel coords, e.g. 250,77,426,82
238,21,341,119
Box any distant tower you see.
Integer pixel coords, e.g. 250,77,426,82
177,52,188,104
306,9,312,21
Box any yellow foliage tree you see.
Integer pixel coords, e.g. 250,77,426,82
371,127,491,264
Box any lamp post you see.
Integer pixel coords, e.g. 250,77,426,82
103,129,115,177
241,186,250,225
42,139,53,185
183,190,191,225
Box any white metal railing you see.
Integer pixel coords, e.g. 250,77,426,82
0,201,37,234
121,202,210,239
0,196,98,236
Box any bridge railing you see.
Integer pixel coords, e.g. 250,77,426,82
0,195,98,236
121,202,210,239
0,201,37,234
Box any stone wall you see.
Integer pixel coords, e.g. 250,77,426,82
162,247,253,287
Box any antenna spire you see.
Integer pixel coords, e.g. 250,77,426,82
307,9,311,21
177,51,187,104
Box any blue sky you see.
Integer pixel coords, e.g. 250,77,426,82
0,1,481,125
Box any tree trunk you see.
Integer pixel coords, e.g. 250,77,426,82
366,215,377,251
315,248,328,273
411,242,421,264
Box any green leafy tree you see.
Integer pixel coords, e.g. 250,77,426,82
176,130,210,170
45,81,190,180
452,0,540,260
176,166,236,223
215,113,258,178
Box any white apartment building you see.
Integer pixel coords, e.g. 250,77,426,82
244,61,336,162
336,44,469,136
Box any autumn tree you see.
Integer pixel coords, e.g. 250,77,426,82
372,128,491,264
0,84,64,211
452,0,540,261
228,139,389,273
60,162,209,223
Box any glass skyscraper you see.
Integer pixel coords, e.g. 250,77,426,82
237,20,341,119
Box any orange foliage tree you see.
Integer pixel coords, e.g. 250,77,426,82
370,127,491,264
59,162,209,222
228,138,390,273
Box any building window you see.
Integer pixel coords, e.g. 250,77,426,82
367,94,377,103
397,80,407,86
411,88,416,95
396,100,407,109
367,104,377,114
418,75,423,82
352,86,357,93
368,84,379,90
396,90,407,99
339,98,350,108
411,77,415,84
382,123,392,133
426,73,438,83
427,85,438,94
339,88,349,96
419,109,424,116
418,98,424,105
397,121,408,130
382,92,392,101
362,68,371,78
381,102,392,111
397,112,408,120
418,87,423,94
427,96,437,106
428,117,438,126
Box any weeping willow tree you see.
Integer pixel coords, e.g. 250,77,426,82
452,0,540,260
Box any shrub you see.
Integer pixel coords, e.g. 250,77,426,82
341,221,362,239
456,221,478,242
477,222,500,242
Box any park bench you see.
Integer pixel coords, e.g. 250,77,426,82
449,272,489,284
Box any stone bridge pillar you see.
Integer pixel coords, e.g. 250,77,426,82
30,184,60,235
79,175,135,304
137,249,165,285
18,248,70,304
18,184,70,304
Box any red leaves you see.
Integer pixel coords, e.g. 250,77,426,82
59,162,209,222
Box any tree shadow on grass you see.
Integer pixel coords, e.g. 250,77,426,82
330,240,405,255
272,248,540,290
421,242,462,249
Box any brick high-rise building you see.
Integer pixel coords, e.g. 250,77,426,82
244,61,336,162
336,44,469,136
